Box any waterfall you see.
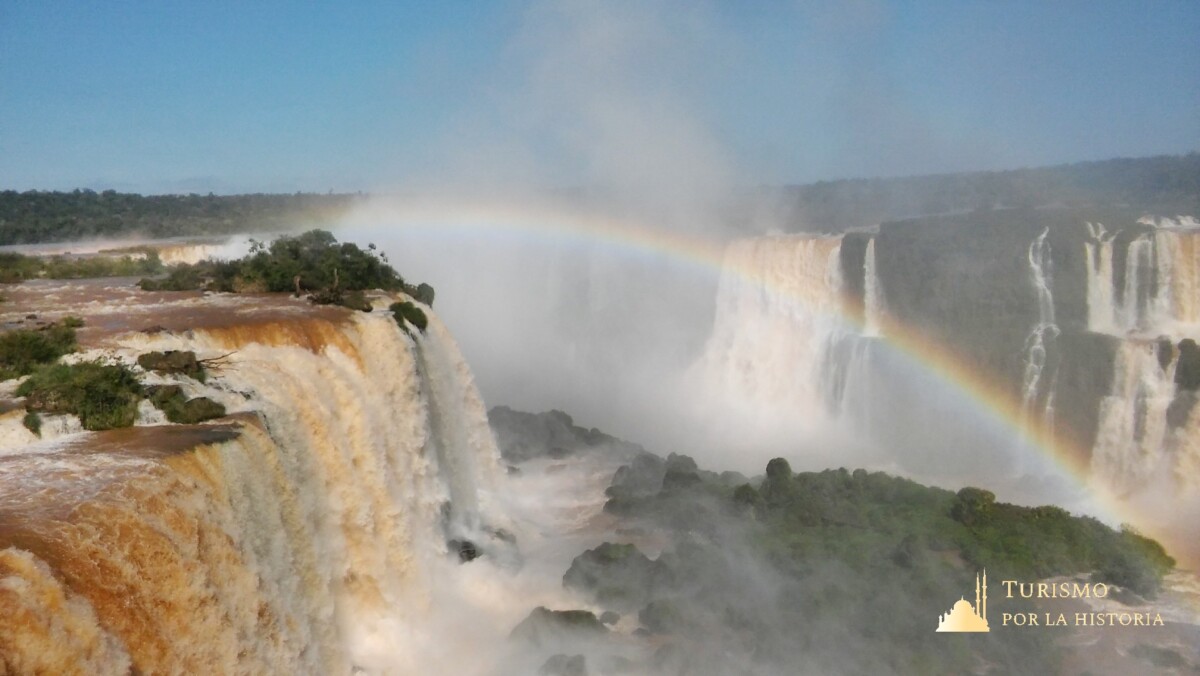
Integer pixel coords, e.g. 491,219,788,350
862,237,886,337
1019,227,1060,429
1085,224,1200,499
1121,235,1156,334
1090,341,1179,494
1085,222,1117,333
691,234,846,420
153,236,256,265
1152,228,1200,332
0,303,503,674
1087,225,1200,338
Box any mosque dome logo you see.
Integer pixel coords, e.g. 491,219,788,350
936,570,990,632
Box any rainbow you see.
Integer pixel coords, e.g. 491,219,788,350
341,197,1187,560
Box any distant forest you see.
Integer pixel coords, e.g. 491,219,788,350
0,190,364,245
2,154,1197,244
756,152,1200,232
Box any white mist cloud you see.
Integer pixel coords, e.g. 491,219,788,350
416,0,737,226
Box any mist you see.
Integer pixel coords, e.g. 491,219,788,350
316,5,1200,671
328,0,1102,497
333,1,752,468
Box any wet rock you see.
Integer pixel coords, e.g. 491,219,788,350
598,611,620,625
1175,339,1200,390
596,655,635,675
488,406,645,463
563,543,674,612
605,454,665,505
448,539,479,562
169,397,226,424
638,599,682,634
661,454,702,492
1155,336,1175,371
510,607,607,648
539,654,587,676
412,282,436,306
485,526,517,545
147,384,184,405
148,386,226,424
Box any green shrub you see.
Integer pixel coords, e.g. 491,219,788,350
0,322,79,380
137,350,206,382
0,252,45,283
17,360,144,430
21,411,41,437
390,301,428,333
308,287,373,312
0,251,162,281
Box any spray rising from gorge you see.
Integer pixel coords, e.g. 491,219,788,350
332,199,1200,565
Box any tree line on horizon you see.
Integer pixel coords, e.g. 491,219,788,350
1,153,1197,244
748,152,1200,231
0,190,365,245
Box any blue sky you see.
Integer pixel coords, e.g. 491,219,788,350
1,1,1197,194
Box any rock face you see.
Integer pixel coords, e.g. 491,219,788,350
538,654,588,676
562,543,674,613
701,205,1200,513
147,385,226,424
510,607,608,648
1177,339,1200,391
488,406,645,463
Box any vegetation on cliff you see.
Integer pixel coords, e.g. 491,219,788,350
139,229,403,293
389,301,427,334
137,229,433,314
561,449,1178,674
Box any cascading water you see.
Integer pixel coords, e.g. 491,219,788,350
1085,221,1200,500
1152,227,1200,332
0,287,506,674
1121,235,1157,334
694,216,1200,521
692,234,845,420
1087,222,1200,339
1019,227,1060,431
862,237,886,337
1085,221,1117,334
1089,219,1200,530
1089,341,1173,494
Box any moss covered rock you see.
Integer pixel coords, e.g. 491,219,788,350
148,385,226,424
